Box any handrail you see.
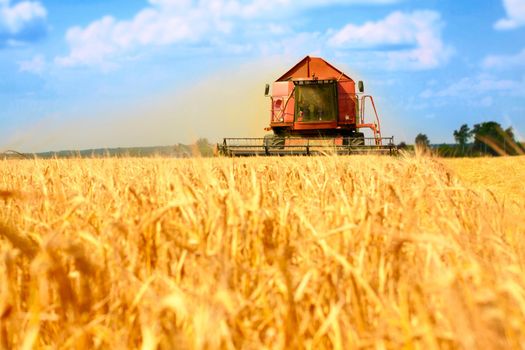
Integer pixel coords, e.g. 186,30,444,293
358,95,383,145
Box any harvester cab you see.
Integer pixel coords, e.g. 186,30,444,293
218,56,397,156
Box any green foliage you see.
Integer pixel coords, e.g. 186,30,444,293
453,124,473,146
434,121,524,157
411,120,525,158
472,121,519,156
435,144,476,158
415,133,430,148
397,142,408,150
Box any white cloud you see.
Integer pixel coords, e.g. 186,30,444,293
55,5,212,68
0,0,46,34
56,0,402,67
495,0,525,30
18,54,45,74
420,74,525,99
329,11,453,70
482,48,525,69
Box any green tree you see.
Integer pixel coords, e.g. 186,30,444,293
472,121,517,155
453,124,473,146
505,127,515,140
397,142,408,150
415,133,430,149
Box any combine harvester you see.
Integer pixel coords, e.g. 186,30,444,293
218,56,397,156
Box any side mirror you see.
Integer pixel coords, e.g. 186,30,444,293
358,81,364,93
264,84,270,97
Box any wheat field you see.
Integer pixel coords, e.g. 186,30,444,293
0,155,524,349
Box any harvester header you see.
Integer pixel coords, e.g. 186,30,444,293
219,56,397,156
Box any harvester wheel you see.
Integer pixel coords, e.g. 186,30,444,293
343,132,365,146
354,132,365,146
264,134,285,149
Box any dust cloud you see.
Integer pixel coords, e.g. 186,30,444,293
3,58,295,153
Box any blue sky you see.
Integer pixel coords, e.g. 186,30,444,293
1,0,524,151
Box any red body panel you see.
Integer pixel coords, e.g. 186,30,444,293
337,81,357,124
277,57,352,82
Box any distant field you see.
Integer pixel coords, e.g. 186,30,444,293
1,155,524,349
442,156,525,204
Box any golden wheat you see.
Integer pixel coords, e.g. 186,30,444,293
0,155,524,349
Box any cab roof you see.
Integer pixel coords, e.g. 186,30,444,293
277,56,353,82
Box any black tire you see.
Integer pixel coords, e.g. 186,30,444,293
264,134,285,149
343,132,365,146
354,132,365,146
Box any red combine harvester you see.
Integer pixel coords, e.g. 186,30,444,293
218,56,397,156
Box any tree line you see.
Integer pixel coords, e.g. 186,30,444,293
408,121,524,157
